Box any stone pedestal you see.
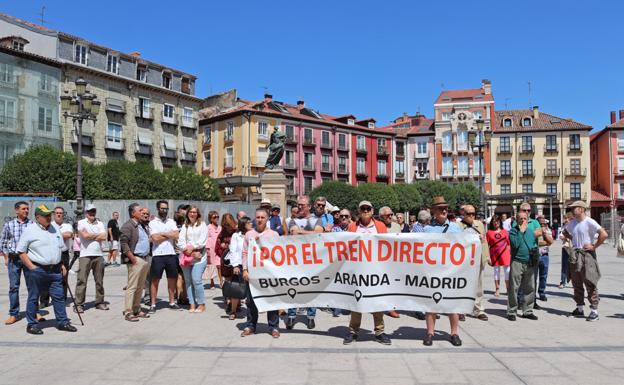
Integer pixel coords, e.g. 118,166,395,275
260,168,288,212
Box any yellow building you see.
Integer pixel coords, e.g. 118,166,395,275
490,107,591,221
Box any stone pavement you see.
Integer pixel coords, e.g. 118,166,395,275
1,241,623,385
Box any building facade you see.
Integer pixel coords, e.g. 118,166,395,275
491,107,592,220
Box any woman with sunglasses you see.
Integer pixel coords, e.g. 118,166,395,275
204,210,222,289
177,206,208,313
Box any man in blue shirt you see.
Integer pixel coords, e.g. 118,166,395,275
311,196,333,232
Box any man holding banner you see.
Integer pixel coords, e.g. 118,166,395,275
343,200,391,345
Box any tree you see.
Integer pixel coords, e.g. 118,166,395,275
310,181,361,212
391,183,423,214
454,182,482,211
164,166,220,201
357,183,399,213
413,180,457,209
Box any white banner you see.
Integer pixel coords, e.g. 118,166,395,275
249,232,481,313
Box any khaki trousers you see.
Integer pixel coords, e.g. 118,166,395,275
75,256,105,306
473,262,485,315
507,259,535,315
571,265,600,309
349,311,384,336
125,258,149,314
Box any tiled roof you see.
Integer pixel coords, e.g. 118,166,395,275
591,190,611,202
0,13,56,34
494,110,591,132
434,88,494,104
378,115,434,137
607,118,624,129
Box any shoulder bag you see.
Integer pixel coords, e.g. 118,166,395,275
222,274,246,299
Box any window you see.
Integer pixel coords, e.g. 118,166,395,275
417,141,427,155
321,131,330,146
377,138,386,148
0,98,16,128
457,130,468,150
395,160,405,175
12,41,24,51
503,118,512,127
357,135,366,150
368,121,375,129
356,158,365,174
322,154,330,171
522,117,532,127
521,136,532,152
347,118,355,125
500,136,510,152
338,133,346,148
500,160,511,176
285,150,294,166
522,184,533,193
546,135,557,151
416,160,428,175
163,104,175,119
570,183,581,199
396,142,405,156
225,121,234,141
203,126,211,145
0,63,13,84
106,54,119,74
569,134,581,150
457,157,468,176
501,184,511,195
258,121,269,138
619,183,624,199
303,128,313,143
138,97,150,118
473,111,483,120
203,151,211,170
338,157,347,172
570,158,581,174
304,153,313,168
74,44,88,64
377,159,387,176
618,133,624,151
442,157,453,176
521,160,533,176
40,74,54,92
257,146,268,165
37,107,53,132
304,177,313,194
182,107,193,126
136,65,147,82
473,157,483,176
162,72,172,89
442,132,453,151
285,125,295,140
441,112,451,121
619,158,624,175
546,159,557,175
546,183,557,195
106,122,122,143
225,147,233,167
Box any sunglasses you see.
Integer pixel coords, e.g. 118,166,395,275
465,212,476,216
360,206,372,212
159,207,169,211
340,215,350,218
316,203,326,207
297,203,308,207
520,209,531,212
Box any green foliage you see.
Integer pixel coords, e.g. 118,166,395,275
453,182,482,211
413,180,457,209
0,146,220,201
309,181,361,212
357,183,399,213
391,183,423,214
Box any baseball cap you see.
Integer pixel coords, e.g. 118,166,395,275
35,204,52,216
261,198,271,206
85,203,97,212
358,200,373,209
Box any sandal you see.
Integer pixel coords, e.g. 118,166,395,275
229,313,236,320
135,311,150,318
124,313,139,322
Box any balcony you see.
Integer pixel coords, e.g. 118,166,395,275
224,134,234,145
414,150,428,159
224,158,234,171
377,146,389,157
456,144,469,153
395,171,405,180
162,112,178,125
441,146,454,154
356,170,368,179
356,146,367,155
519,169,535,178
320,140,332,149
337,164,349,174
71,130,94,147
303,163,316,172
543,168,561,178
498,170,513,178
414,171,429,180
518,145,535,155
285,134,298,144
135,143,153,155
0,117,24,134
181,116,197,129
320,163,332,173
105,97,126,113
376,173,388,181
302,137,316,147
564,192,587,201
258,133,270,143
0,75,17,89
38,82,58,97
250,155,268,167
456,169,470,178
180,151,196,163
497,146,512,155
441,171,455,178
567,144,582,153
161,148,177,159
565,168,587,177
396,148,405,158
135,105,154,120
283,161,296,170
105,137,125,151
543,144,558,154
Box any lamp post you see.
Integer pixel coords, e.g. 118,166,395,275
60,77,100,221
468,119,491,215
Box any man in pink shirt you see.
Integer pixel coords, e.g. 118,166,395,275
240,208,280,338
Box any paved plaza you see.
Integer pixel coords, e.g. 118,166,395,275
1,240,623,385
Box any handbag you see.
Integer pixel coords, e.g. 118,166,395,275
222,274,246,299
520,229,540,267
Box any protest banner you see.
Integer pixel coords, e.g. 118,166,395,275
248,232,481,313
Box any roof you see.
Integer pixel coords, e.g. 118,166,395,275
494,110,591,132
591,190,611,202
607,118,624,129
199,98,391,136
377,114,434,137
435,88,494,104
0,45,61,68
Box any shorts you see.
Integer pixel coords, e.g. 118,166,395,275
150,254,179,279
110,240,119,251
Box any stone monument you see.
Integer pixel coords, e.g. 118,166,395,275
261,126,288,212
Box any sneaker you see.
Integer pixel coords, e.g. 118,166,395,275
148,305,156,314
95,303,109,311
414,311,426,320
507,314,516,321
423,333,433,346
307,318,316,330
26,325,43,335
450,334,462,346
375,333,392,345
57,323,78,332
521,313,538,320
169,303,181,310
539,295,547,302
570,308,584,318
343,333,358,345
285,317,295,330
586,312,599,322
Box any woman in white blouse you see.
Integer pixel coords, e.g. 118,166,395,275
177,206,208,313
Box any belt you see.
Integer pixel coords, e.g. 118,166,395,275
135,254,149,259
8,252,19,259
32,262,61,271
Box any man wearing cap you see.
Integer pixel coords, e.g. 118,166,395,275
51,207,73,302
330,206,341,229
311,196,334,232
75,203,108,313
16,205,77,335
562,201,608,321
332,209,351,232
423,196,463,347
269,204,286,236
343,200,391,345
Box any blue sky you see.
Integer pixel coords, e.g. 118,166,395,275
3,0,624,131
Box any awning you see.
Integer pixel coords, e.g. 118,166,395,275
137,132,152,146
163,135,177,150
215,176,261,188
183,138,196,153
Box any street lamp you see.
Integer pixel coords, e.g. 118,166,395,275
468,119,492,215
60,77,100,221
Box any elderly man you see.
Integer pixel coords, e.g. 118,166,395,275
459,204,490,321
311,196,334,232
332,209,352,232
287,195,323,329
17,205,77,335
120,203,151,322
51,207,73,303
378,206,402,319
562,201,608,321
396,213,410,233
412,210,431,233
423,196,463,346
343,200,391,345
75,204,108,313
269,204,286,235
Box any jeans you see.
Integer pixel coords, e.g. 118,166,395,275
182,258,207,306
7,257,23,316
287,307,317,319
537,254,549,298
24,266,69,327
561,248,570,285
245,282,279,331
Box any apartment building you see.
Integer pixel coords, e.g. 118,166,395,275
433,80,494,193
0,13,202,171
491,107,591,220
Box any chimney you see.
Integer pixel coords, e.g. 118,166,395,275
263,94,273,103
619,110,624,120
611,111,617,124
481,79,492,95
297,100,305,110
532,106,539,120
129,51,141,58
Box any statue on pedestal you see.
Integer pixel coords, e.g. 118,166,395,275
265,125,286,170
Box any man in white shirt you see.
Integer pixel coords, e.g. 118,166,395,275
51,207,73,303
149,200,180,312
75,204,108,313
562,201,608,322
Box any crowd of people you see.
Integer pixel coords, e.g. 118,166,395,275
0,195,610,346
